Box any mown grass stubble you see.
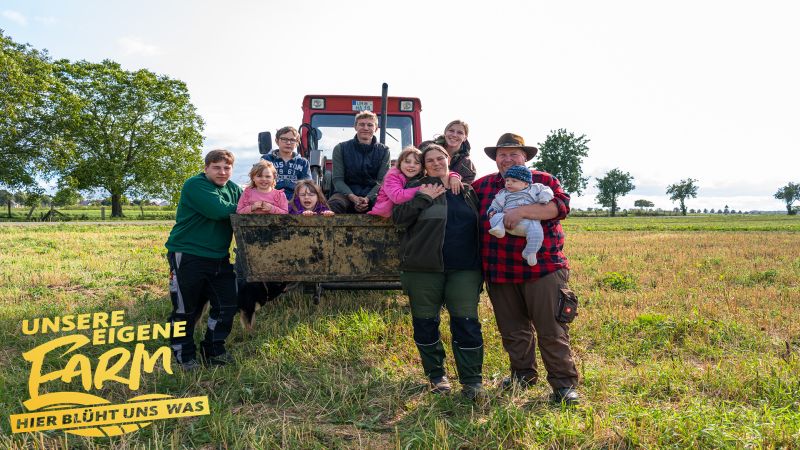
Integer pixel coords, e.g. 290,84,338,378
0,217,798,448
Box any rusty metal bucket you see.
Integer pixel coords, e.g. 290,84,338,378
231,214,401,284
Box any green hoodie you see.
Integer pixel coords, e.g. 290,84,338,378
165,173,243,259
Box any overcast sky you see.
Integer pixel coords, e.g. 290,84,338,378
3,0,798,211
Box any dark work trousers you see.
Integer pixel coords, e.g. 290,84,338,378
234,248,285,313
400,270,484,385
487,269,579,389
328,193,356,214
167,251,238,363
328,193,374,214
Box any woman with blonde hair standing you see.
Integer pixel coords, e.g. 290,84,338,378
424,120,477,183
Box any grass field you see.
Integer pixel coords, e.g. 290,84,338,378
0,206,175,221
1,216,799,448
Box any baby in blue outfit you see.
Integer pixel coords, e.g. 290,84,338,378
487,165,554,266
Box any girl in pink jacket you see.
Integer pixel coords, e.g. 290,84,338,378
369,146,461,217
236,160,289,215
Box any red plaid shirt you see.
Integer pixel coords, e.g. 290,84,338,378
472,171,570,284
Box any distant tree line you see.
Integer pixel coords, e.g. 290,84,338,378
571,206,751,217
533,129,797,216
1,29,204,217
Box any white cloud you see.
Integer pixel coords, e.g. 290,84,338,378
117,36,161,56
33,16,57,25
2,10,28,26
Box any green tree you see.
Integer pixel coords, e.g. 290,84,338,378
13,191,27,205
595,168,635,217
0,30,56,188
634,199,654,210
52,187,82,207
48,59,204,217
666,178,698,216
101,195,129,206
774,182,800,215
22,189,44,219
0,189,12,217
533,129,590,195
39,194,53,207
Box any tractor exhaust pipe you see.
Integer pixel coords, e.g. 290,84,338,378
379,82,388,145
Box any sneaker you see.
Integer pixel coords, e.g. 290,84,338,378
203,352,234,367
461,383,487,402
177,359,201,371
551,387,580,406
429,375,452,394
501,374,536,390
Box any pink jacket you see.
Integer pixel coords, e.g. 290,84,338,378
236,187,289,214
368,168,415,218
368,168,462,218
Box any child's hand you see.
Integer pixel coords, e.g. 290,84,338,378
321,210,335,216
301,210,315,216
488,211,496,218
450,182,462,195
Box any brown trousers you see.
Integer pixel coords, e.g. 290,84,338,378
487,269,579,389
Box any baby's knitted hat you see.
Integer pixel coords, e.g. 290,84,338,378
503,165,532,184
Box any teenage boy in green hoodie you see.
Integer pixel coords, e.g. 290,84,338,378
165,149,242,369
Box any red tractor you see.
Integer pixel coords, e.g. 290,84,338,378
257,84,423,195
237,85,420,303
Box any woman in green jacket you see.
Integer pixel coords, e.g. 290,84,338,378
392,144,484,400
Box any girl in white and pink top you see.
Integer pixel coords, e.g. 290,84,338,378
236,160,289,215
368,146,461,218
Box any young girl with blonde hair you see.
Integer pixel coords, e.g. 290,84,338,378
236,160,289,215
